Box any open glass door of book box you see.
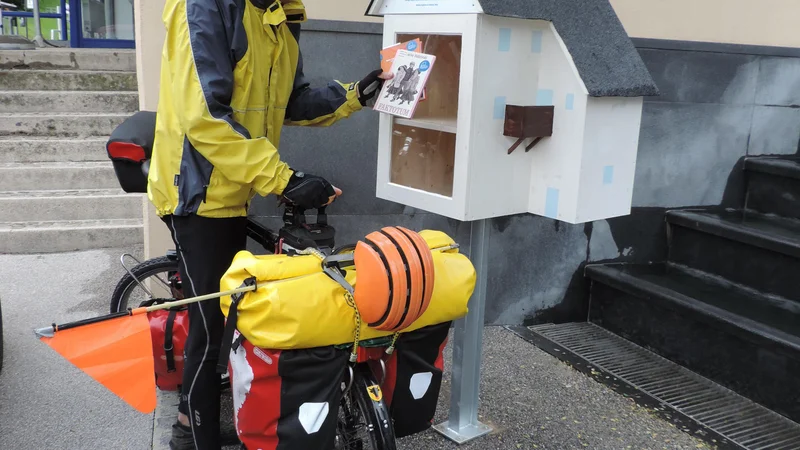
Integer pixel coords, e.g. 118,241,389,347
377,14,478,220
390,33,461,198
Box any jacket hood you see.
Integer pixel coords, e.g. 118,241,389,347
251,0,306,22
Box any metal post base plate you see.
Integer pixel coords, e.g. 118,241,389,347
432,421,493,444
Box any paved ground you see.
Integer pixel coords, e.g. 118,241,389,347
0,246,151,450
1,246,712,449
396,327,711,450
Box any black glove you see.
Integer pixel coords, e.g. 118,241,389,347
281,171,337,210
357,69,385,106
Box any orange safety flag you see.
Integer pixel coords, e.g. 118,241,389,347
35,284,256,414
39,312,157,414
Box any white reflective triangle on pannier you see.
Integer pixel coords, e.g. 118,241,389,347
229,338,254,432
409,372,433,400
299,402,330,434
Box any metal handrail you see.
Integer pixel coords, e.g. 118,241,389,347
32,0,44,46
0,0,56,47
3,12,62,19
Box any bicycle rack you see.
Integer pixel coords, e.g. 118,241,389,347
120,253,154,299
378,359,387,386
119,253,175,301
343,366,355,395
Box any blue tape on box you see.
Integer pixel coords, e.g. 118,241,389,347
498,28,511,52
603,166,614,185
545,188,559,219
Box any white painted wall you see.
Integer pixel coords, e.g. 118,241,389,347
308,0,800,48
134,0,172,260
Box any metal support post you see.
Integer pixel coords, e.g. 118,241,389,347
433,219,493,444
31,0,44,47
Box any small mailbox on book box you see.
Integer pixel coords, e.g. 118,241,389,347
366,0,658,224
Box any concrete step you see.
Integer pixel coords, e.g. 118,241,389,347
0,189,142,222
0,48,136,72
0,218,143,253
0,91,139,113
0,162,119,191
0,137,109,163
745,156,800,221
0,113,130,137
586,263,800,423
0,69,137,91
668,209,800,303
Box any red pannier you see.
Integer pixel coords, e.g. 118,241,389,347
143,300,189,392
228,322,451,449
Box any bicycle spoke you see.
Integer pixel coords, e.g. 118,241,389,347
150,273,173,294
336,388,374,450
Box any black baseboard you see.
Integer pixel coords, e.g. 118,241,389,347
632,37,800,58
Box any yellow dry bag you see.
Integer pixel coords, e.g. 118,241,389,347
219,230,475,350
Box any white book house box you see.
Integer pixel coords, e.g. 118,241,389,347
367,0,658,224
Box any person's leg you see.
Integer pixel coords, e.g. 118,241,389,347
168,214,248,450
159,215,190,425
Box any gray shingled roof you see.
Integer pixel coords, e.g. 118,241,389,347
479,0,658,97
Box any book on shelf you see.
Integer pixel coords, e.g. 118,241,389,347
373,49,436,119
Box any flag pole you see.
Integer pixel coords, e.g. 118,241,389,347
138,284,257,313
34,283,258,338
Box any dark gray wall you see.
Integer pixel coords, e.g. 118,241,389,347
249,21,800,326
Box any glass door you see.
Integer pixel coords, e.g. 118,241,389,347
389,33,461,198
0,0,68,42
69,0,134,48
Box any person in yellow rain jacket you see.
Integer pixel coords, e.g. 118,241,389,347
147,0,389,448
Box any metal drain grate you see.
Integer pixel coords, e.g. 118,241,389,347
525,322,800,450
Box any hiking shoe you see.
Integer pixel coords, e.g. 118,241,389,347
168,420,241,449
221,425,241,446
169,421,194,450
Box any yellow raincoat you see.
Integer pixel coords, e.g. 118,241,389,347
148,0,364,218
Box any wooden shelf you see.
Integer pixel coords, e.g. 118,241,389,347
394,117,457,134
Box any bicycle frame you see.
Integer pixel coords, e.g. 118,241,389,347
245,217,280,252
117,209,399,448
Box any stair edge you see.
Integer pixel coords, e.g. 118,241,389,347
666,210,800,259
745,156,800,181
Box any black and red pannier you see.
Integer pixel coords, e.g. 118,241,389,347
357,322,451,438
228,322,451,449
228,330,350,450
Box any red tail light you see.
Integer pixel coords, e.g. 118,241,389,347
108,142,147,162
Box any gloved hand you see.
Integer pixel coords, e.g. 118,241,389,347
281,171,341,210
357,69,393,107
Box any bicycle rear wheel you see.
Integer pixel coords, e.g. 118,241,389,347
335,363,397,450
110,255,181,313
110,255,234,390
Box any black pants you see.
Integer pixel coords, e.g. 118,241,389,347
163,214,248,450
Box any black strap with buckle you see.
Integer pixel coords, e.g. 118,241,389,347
216,277,258,374
164,310,177,373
